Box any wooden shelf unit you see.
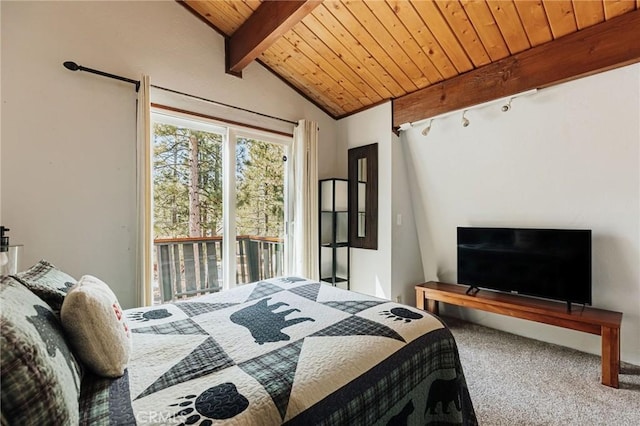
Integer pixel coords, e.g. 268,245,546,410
416,281,623,388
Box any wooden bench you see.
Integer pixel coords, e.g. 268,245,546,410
416,281,623,388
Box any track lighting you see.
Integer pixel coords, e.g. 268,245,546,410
462,111,470,127
421,119,432,136
397,88,538,133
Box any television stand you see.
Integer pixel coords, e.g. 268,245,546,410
416,281,623,388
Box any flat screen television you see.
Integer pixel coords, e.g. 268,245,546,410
457,227,592,306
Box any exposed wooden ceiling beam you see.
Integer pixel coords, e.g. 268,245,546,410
393,9,640,130
226,0,321,75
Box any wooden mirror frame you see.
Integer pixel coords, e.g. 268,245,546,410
348,143,378,250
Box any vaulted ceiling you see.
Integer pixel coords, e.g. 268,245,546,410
181,1,640,129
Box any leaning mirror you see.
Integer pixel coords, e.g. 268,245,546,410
348,143,378,249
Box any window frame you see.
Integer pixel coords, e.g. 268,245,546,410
150,108,293,295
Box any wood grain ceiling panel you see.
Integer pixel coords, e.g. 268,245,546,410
487,0,531,54
325,1,418,93
299,11,394,100
388,1,458,80
460,0,510,61
260,46,346,116
305,6,400,98
412,0,474,73
573,0,605,29
181,0,639,120
366,1,443,86
282,24,377,105
268,37,365,112
436,0,492,67
217,0,255,27
542,0,578,38
514,0,554,47
604,0,636,19
343,1,430,88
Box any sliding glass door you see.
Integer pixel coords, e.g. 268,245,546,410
234,135,288,284
151,111,291,304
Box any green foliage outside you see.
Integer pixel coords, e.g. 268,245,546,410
236,137,285,238
153,123,285,240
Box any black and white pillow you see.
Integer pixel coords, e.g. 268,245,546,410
0,275,82,425
12,260,77,315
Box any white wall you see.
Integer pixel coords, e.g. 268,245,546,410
1,1,337,308
402,64,640,365
337,103,392,298
337,102,423,303
391,130,424,305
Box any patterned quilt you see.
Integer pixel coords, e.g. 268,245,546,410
80,277,476,425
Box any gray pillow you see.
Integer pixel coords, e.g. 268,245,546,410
12,260,77,315
0,275,82,424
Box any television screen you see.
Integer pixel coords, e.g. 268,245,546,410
457,227,592,305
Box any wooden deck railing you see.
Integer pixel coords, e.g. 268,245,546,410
153,235,283,303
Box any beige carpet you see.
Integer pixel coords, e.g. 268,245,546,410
444,316,640,426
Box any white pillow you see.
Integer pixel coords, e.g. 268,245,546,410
60,275,131,378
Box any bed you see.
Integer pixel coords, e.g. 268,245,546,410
2,262,477,425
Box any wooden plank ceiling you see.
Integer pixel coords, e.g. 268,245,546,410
182,0,640,125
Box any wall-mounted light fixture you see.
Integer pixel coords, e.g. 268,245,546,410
461,111,470,127
398,88,538,134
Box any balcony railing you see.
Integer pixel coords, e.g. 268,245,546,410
153,235,283,304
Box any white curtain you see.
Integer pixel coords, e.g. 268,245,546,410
291,120,319,279
136,75,152,306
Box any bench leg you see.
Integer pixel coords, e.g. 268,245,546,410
601,326,620,388
415,288,439,315
415,288,425,310
426,299,439,316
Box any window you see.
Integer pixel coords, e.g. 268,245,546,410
151,111,292,304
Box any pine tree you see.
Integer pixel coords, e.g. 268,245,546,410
153,125,283,240
153,124,223,239
236,138,285,237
